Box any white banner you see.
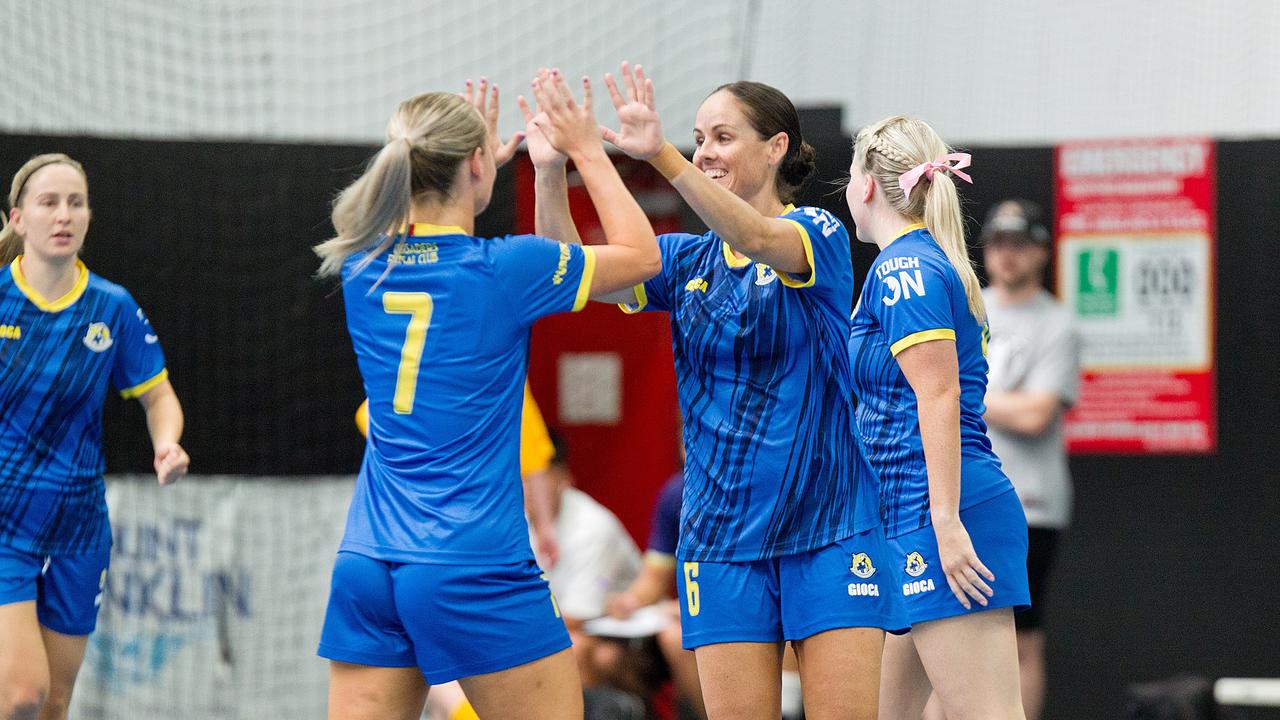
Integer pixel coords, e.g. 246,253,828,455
71,476,353,720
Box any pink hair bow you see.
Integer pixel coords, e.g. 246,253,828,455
898,153,973,199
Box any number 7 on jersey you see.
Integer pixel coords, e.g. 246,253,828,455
382,292,434,414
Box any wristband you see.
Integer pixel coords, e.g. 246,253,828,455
649,143,689,181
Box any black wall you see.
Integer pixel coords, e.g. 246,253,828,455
2,130,1276,719
0,135,514,475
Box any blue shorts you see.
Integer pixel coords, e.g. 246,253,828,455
0,543,110,636
676,526,908,649
318,551,571,685
887,490,1031,627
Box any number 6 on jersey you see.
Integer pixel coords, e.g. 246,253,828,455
382,292,434,414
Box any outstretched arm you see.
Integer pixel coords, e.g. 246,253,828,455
519,84,582,247
532,69,659,298
602,62,810,274
137,379,189,486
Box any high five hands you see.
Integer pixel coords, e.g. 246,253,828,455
462,77,524,168
600,62,665,160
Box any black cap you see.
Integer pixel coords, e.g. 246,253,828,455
980,199,1050,245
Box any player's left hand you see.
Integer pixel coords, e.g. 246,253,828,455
154,442,189,486
517,82,567,171
600,62,665,160
933,516,995,610
463,76,524,169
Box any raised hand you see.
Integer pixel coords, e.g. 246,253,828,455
600,62,665,160
154,442,189,486
934,517,995,610
518,74,567,170
463,76,524,168
529,68,605,160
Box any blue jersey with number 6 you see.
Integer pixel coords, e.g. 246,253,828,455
339,224,595,564
622,205,880,562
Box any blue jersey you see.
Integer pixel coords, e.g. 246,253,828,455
0,258,167,555
848,226,1011,538
624,206,879,562
339,224,595,564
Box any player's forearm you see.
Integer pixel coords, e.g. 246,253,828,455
139,381,185,449
568,148,656,261
534,166,582,246
665,153,807,273
917,388,963,524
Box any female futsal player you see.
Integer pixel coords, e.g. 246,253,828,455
313,73,659,720
844,116,1030,720
0,153,189,720
533,64,903,720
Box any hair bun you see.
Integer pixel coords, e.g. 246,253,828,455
781,141,817,188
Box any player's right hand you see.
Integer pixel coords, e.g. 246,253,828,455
601,62,665,160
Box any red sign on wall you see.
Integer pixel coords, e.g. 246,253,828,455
516,153,685,542
1054,138,1217,453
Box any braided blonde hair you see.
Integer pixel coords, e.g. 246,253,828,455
853,117,985,322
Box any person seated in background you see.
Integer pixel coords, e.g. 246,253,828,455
533,431,644,688
606,450,707,720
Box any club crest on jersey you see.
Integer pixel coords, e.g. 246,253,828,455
685,277,708,293
754,263,778,286
83,322,113,352
849,552,876,579
904,551,928,578
0,324,20,340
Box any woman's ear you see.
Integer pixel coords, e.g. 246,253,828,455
768,131,789,167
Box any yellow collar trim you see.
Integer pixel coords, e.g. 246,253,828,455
722,204,798,268
10,257,90,312
894,223,927,241
407,223,466,237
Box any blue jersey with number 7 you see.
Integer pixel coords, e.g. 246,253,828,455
339,224,595,564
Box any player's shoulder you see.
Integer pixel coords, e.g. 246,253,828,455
83,269,138,307
782,205,848,237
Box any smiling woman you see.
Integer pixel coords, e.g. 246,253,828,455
531,63,905,720
0,153,190,720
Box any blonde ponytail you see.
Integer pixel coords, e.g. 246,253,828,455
315,92,487,280
315,140,414,279
853,117,985,322
0,213,19,267
922,172,985,323
1,153,88,267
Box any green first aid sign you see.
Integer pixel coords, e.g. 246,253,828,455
1076,248,1119,316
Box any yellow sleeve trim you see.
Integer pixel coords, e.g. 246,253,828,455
644,549,677,569
572,245,596,313
120,368,169,399
618,283,648,314
890,329,956,357
519,383,555,476
775,218,816,289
